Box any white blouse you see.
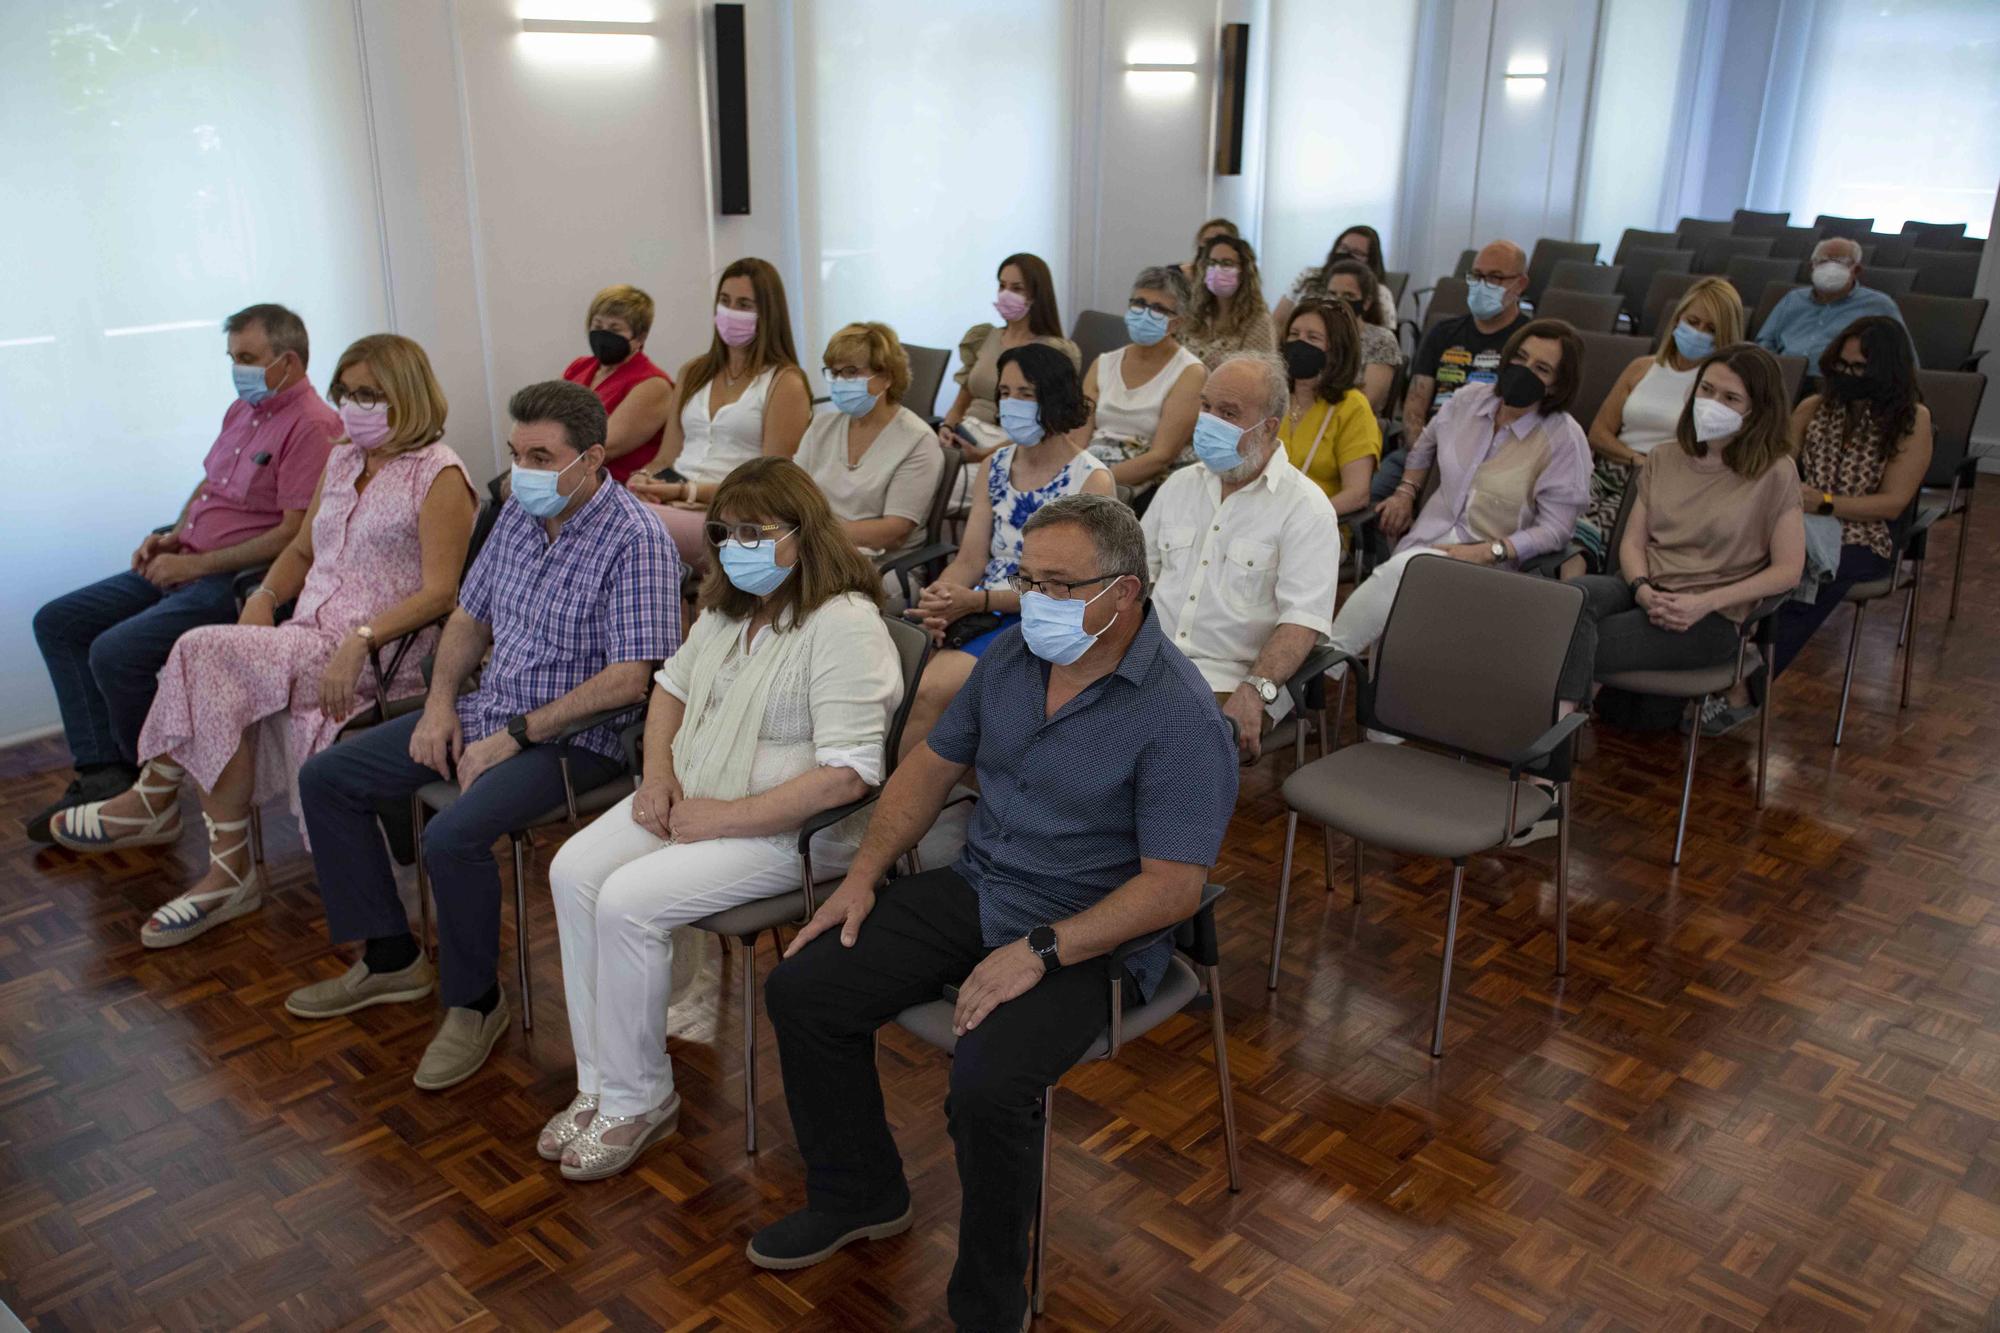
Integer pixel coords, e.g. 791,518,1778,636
679,366,776,485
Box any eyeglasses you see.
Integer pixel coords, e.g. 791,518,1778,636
1127,297,1178,318
1333,248,1367,262
822,365,875,381
1833,359,1869,375
704,520,795,548
331,385,387,409
1006,571,1128,600
1468,269,1521,285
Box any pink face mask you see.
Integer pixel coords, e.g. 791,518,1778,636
1204,265,1241,297
994,289,1031,323
339,400,395,450
715,303,758,348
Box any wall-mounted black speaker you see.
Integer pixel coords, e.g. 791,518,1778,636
1215,22,1249,177
715,3,750,215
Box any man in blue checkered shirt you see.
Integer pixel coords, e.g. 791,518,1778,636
285,381,681,1092
750,493,1238,1330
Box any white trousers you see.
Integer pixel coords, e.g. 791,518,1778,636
1327,547,1447,671
548,791,857,1116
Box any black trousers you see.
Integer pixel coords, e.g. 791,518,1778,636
765,868,1136,1332
1559,574,1741,702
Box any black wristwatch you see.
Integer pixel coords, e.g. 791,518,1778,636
1027,925,1061,973
506,714,531,747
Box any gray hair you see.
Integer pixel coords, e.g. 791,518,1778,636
1217,351,1290,424
1813,235,1862,266
1023,492,1150,598
1132,264,1192,313
223,303,310,368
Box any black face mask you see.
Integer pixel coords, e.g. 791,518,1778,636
589,328,633,366
1496,362,1546,409
1282,339,1328,382
1828,365,1880,399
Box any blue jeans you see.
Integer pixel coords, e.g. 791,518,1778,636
32,569,240,768
298,710,625,1007
1369,445,1409,502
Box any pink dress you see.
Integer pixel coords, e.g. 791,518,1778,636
140,442,471,826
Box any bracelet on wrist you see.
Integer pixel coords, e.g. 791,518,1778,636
249,585,277,603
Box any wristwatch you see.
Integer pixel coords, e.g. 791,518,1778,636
354,624,375,644
1489,539,1508,563
1244,674,1280,705
506,714,531,747
1818,491,1835,516
1027,925,1061,973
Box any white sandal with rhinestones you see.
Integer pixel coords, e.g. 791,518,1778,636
538,1092,600,1161
559,1095,680,1181
139,813,263,948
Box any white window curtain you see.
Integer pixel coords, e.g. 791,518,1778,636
793,0,1073,414
0,3,388,742
1576,0,1694,254
1259,0,1421,304
1766,0,2000,234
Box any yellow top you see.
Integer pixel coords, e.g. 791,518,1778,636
1276,390,1381,502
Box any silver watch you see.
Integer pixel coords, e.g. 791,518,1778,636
1489,540,1508,563
1245,674,1279,705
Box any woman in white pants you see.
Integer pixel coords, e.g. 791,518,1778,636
542,457,902,1180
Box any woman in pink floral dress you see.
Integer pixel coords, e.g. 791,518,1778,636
55,335,477,947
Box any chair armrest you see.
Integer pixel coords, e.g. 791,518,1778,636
1962,349,1988,372
1284,644,1352,713
550,704,642,751
1517,549,1567,579
1506,711,1591,779
879,540,959,582
1110,881,1229,969
795,789,880,855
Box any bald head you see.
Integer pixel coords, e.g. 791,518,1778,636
1476,240,1526,274
1469,240,1529,322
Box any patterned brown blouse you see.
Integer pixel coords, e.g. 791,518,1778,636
1797,400,1895,559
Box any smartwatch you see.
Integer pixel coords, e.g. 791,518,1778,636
1818,491,1835,516
1244,674,1280,705
1027,925,1061,973
506,714,531,747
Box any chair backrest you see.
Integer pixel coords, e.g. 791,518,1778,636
1951,234,1985,254
1768,224,1820,260
1641,269,1702,337
1547,258,1621,295
1749,281,1800,337
1384,269,1411,307
1370,557,1585,761
1776,354,1808,405
1723,255,1805,304
1452,248,1477,279
1069,310,1130,376
880,614,933,758
1907,247,1981,298
1675,218,1733,247
1866,234,1914,268
464,497,500,576
1815,214,1875,242
1601,474,1643,580
1573,331,1656,430
1534,288,1623,334
1903,220,1968,248
1615,228,1679,265
902,343,950,419
1915,369,1989,487
1859,266,1918,297
1423,276,1469,331
1616,247,1694,324
1692,235,1774,274
1731,208,1790,237
919,440,963,544
1896,292,1989,370
1525,239,1599,306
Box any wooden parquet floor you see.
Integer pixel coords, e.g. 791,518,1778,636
8,534,2000,1331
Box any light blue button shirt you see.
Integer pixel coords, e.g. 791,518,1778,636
1755,284,1913,365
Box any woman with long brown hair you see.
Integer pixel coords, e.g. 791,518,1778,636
628,258,813,562
1180,232,1277,369
937,251,1081,462
542,456,903,1181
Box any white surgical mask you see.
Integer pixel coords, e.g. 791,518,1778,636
1811,261,1853,295
1691,396,1744,443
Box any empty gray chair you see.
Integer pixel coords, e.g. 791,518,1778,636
896,884,1240,1315
1068,310,1130,377
1907,248,1981,298
1535,288,1623,334
1895,293,1990,370
1866,234,1914,269
1572,331,1656,430
901,343,950,420
1815,215,1875,242
1675,218,1734,247
1525,239,1600,307
1768,225,1821,260
1903,220,1968,248
1640,270,1703,337
1384,269,1410,307
1691,234,1774,275
1423,275,1469,331
1616,228,1680,265
1725,255,1807,304
1547,258,1621,295
1859,266,1919,298
1776,354,1808,405
1911,368,1990,622
1616,248,1694,329
1732,209,1790,237
1270,557,1586,1053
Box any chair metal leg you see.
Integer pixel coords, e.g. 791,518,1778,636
742,934,760,1154
1430,863,1466,1058
1756,677,1772,809
411,795,434,958
1321,824,1337,893
1268,812,1297,991
1032,1084,1053,1315
1555,783,1570,978
1673,699,1704,866
248,807,266,870
1203,963,1242,1191
1835,602,1866,746
1352,837,1365,905
1950,488,1972,620
1900,560,1922,708
1317,706,1331,760
1333,673,1349,750
511,834,532,1032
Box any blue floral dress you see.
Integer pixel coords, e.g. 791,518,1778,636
958,443,1108,657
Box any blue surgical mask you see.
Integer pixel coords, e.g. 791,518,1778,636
1671,320,1714,362
718,531,796,596
1019,580,1121,665
1191,411,1251,474
233,360,277,406
1124,305,1170,346
997,397,1045,446
511,454,585,519
827,377,879,417
1466,279,1507,321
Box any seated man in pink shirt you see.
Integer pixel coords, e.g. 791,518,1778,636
28,303,340,842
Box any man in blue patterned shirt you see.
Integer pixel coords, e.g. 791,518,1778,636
750,494,1237,1330
286,381,681,1091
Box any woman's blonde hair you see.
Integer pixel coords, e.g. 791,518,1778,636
677,257,802,409
1655,276,1745,366
823,322,911,403
1189,234,1270,343
1675,342,1792,480
588,284,656,342
701,456,885,622
329,334,448,458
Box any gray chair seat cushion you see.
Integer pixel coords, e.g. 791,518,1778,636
894,955,1201,1063
1598,661,1738,696
416,775,632,831
1845,576,1895,602
1280,744,1552,860
694,889,807,939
